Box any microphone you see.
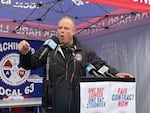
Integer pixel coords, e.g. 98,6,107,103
39,36,59,59
86,64,104,77
98,65,116,78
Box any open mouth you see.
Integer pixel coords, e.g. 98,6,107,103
60,35,64,38
59,35,64,40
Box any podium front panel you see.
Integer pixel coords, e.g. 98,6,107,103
79,77,136,113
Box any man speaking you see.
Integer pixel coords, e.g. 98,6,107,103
18,16,133,113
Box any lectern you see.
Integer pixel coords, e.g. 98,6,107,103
79,77,136,113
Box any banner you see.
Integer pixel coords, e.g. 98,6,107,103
80,79,136,113
0,37,43,112
0,18,56,41
84,0,150,14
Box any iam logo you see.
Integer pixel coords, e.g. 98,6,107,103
0,53,30,86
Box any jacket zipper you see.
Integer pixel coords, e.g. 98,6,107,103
66,62,68,80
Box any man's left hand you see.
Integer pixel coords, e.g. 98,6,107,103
115,73,134,78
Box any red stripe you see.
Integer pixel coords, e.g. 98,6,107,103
84,0,150,13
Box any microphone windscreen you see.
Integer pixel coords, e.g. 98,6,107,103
51,36,59,44
43,36,59,50
86,64,96,74
98,65,109,74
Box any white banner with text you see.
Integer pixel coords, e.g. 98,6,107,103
80,80,136,113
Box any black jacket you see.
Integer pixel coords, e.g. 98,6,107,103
20,37,119,113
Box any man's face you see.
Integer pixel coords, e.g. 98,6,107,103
57,18,75,46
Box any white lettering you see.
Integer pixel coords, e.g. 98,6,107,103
108,15,132,27
0,45,2,52
43,30,56,37
134,13,149,21
0,23,55,38
0,24,9,33
1,0,11,5
0,87,22,96
79,12,150,37
24,83,34,94
133,0,150,5
0,42,18,52
15,26,42,36
13,2,38,9
11,89,22,96
5,89,12,96
0,86,5,95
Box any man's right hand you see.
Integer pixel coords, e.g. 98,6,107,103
17,40,30,55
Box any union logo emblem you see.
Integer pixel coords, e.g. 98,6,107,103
0,53,30,86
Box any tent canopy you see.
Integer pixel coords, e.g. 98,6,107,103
0,0,120,26
0,0,149,40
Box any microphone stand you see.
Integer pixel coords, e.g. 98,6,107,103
44,52,56,113
69,50,80,113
